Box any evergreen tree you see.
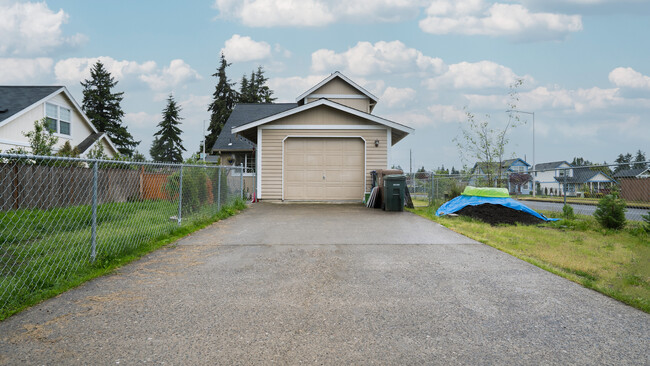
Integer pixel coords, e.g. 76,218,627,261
254,66,275,103
206,53,237,152
614,153,632,173
238,66,276,103
81,61,139,156
150,94,185,163
633,150,647,169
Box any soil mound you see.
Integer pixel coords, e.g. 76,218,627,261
456,203,544,226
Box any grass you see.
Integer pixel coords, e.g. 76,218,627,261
0,198,247,320
411,204,650,313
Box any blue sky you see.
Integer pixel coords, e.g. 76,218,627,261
1,0,648,170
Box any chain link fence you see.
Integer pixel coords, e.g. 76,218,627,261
408,162,650,221
0,153,247,313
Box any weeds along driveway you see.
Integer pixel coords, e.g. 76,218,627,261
0,203,648,365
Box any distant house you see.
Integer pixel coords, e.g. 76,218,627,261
469,158,532,194
613,168,650,201
555,167,616,196
533,161,573,196
0,86,118,158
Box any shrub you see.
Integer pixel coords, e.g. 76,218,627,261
166,167,209,215
642,211,650,233
562,204,575,220
593,194,627,230
449,180,463,199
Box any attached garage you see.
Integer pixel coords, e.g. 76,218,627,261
284,137,365,200
227,71,414,202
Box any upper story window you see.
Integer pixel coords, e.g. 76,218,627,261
512,166,526,173
45,102,71,136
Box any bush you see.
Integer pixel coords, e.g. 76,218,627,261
642,211,650,233
593,194,627,230
562,204,575,220
166,167,209,215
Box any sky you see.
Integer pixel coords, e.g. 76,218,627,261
1,0,649,171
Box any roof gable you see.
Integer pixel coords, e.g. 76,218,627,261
231,99,413,144
295,72,378,104
535,161,572,171
0,86,64,125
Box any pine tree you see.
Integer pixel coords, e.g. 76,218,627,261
254,66,275,103
81,61,139,156
206,53,237,152
633,150,647,169
150,94,185,163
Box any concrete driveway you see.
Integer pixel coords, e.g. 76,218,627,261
1,203,648,365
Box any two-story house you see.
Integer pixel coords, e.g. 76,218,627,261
469,158,532,194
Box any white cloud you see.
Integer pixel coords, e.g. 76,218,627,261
0,57,52,83
213,0,426,27
381,87,416,108
425,60,532,90
427,104,466,123
0,1,86,56
311,41,445,76
419,0,582,41
221,35,272,63
465,86,622,113
139,59,202,91
268,75,327,102
214,0,334,27
608,67,650,89
124,111,158,129
54,56,156,83
54,57,200,92
384,111,436,127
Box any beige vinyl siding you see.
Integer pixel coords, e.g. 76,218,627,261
260,127,387,200
270,106,376,126
307,97,369,112
312,77,361,95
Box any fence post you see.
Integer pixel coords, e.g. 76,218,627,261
217,166,221,211
562,169,567,206
240,163,244,200
177,165,183,226
90,161,98,262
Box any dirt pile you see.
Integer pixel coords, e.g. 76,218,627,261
456,203,544,226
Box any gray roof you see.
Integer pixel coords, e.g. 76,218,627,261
613,168,649,178
212,103,298,152
76,132,104,154
0,86,63,123
534,161,571,171
554,167,615,184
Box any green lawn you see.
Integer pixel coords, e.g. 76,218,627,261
411,206,650,313
1,199,246,320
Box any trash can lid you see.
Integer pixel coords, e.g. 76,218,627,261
384,174,406,180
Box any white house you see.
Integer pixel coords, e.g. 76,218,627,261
533,161,573,196
534,161,616,196
0,86,118,158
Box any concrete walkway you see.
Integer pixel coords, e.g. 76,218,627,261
1,203,648,365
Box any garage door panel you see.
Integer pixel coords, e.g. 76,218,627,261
284,137,364,200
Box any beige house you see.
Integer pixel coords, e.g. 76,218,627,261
224,72,413,201
0,86,118,158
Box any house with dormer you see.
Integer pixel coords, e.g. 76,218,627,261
211,72,414,201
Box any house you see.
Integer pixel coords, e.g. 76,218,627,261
469,158,532,194
556,167,616,196
213,71,414,201
613,168,650,201
533,161,573,196
0,86,118,158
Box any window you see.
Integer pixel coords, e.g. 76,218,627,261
513,166,526,173
45,103,71,136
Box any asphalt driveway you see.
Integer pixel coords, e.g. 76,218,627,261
0,203,648,365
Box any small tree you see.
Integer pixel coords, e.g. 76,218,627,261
87,143,108,160
594,194,627,230
455,79,524,187
150,94,185,163
24,118,58,156
56,141,80,157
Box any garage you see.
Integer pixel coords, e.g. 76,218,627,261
284,137,364,200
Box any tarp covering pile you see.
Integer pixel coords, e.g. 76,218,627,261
436,186,558,222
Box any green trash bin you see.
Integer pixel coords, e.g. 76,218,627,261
383,174,406,211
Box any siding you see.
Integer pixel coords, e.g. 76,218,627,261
307,97,369,112
312,77,361,95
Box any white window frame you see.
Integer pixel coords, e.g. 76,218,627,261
44,102,72,138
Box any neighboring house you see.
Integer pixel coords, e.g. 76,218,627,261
469,158,532,194
533,161,573,196
212,71,414,201
0,86,118,158
555,167,616,196
613,168,650,201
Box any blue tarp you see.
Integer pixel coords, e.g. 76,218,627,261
435,195,558,222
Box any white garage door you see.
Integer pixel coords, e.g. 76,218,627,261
284,137,364,200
